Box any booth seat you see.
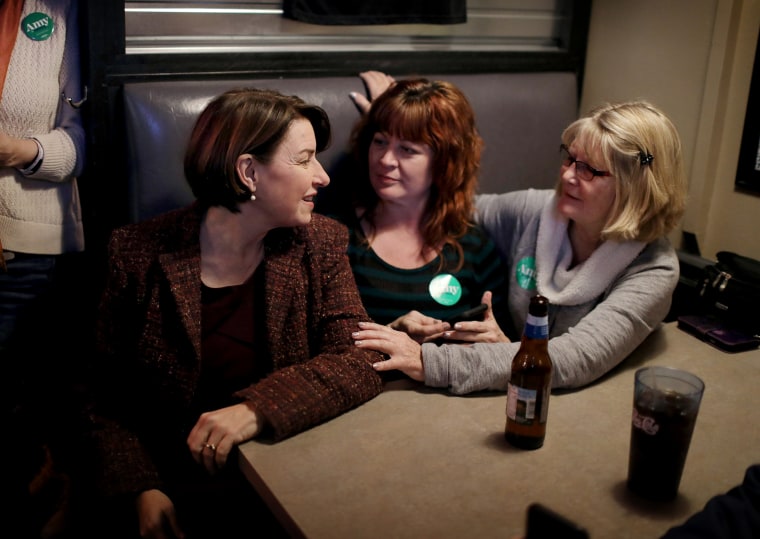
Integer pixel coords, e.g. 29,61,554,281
122,72,579,223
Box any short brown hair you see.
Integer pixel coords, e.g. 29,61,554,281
184,87,331,212
559,100,687,243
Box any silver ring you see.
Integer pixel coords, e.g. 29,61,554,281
205,443,216,452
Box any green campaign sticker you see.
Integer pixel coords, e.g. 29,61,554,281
515,256,537,290
428,274,462,306
22,12,55,41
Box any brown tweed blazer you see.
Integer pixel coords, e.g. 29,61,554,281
87,203,384,497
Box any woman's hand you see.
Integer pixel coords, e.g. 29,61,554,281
442,291,511,344
135,489,185,539
388,310,448,344
187,402,263,474
349,71,396,114
0,131,38,169
354,321,425,381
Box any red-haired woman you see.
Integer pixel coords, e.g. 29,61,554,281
334,75,508,343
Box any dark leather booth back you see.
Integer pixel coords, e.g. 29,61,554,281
123,72,578,223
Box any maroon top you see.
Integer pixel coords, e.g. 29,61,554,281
199,269,265,411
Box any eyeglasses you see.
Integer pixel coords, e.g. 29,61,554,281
559,144,611,182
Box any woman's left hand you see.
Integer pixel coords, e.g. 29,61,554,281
187,402,263,474
442,291,511,344
354,322,425,381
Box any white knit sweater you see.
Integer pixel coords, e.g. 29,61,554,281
0,0,85,254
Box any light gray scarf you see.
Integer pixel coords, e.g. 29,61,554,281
535,194,645,305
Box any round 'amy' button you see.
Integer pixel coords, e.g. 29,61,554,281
22,12,55,41
429,273,463,306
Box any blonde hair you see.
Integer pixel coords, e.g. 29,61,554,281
558,101,687,243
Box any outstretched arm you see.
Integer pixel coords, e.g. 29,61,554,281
354,321,426,382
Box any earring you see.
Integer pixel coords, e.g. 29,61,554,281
250,192,256,201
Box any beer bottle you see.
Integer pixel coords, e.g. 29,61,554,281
505,295,553,450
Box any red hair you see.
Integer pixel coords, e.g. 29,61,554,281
350,78,483,270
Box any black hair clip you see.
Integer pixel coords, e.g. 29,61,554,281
639,152,654,166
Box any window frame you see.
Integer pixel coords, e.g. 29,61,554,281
78,0,591,242
735,34,760,195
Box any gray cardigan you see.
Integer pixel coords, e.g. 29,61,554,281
422,189,678,394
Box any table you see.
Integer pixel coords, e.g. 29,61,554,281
238,322,760,538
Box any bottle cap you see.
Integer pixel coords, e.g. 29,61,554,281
529,294,549,317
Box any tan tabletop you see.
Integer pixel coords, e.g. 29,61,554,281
239,322,760,538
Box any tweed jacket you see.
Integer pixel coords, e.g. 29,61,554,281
87,204,384,498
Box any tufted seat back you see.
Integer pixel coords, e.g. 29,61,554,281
123,72,578,223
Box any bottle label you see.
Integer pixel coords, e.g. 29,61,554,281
506,384,537,424
524,314,548,339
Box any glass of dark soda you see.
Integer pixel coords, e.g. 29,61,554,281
627,366,705,501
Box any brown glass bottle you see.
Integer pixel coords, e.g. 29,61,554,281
505,295,553,450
